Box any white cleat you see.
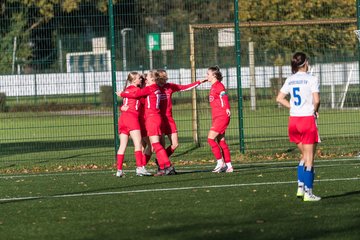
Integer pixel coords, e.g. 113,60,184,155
115,170,124,177
303,191,321,202
212,162,226,173
136,166,152,176
225,166,233,173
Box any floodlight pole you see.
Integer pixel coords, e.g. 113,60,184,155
121,28,133,72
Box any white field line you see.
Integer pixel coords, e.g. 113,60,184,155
0,177,359,202
0,158,359,179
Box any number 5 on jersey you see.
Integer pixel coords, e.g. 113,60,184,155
293,87,301,106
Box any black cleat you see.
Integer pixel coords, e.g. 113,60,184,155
164,166,177,175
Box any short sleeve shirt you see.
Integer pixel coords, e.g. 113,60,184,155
280,72,319,116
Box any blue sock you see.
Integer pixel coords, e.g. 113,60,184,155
297,160,305,185
304,166,314,189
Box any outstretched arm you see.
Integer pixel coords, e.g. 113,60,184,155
171,79,207,92
120,86,152,98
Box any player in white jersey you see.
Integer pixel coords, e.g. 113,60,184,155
276,52,321,201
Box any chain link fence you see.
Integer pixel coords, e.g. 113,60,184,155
0,0,359,172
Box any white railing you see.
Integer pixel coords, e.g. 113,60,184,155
0,62,358,97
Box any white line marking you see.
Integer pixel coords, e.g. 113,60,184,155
1,177,359,202
0,158,359,179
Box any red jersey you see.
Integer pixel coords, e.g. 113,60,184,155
159,81,201,117
138,97,145,119
120,84,162,117
209,81,230,118
120,85,141,115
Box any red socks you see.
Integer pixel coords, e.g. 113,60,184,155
219,140,231,163
152,142,171,169
207,138,222,159
135,151,143,167
117,154,124,170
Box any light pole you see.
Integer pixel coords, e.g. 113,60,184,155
121,28,133,72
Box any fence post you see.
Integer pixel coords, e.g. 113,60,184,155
234,0,245,153
34,73,37,104
93,71,97,105
249,41,256,111
82,71,86,103
108,0,120,157
189,24,200,146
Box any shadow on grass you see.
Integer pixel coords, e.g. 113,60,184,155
0,139,114,157
172,144,200,158
322,190,360,199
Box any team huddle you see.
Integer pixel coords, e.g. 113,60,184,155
115,66,233,177
115,52,321,202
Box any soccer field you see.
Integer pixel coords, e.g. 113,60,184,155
0,158,359,240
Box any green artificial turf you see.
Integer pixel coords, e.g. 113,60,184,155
0,158,359,240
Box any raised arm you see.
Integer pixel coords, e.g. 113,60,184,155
170,79,206,92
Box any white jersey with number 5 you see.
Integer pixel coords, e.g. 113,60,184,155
280,72,319,117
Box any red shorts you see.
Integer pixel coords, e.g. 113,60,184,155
161,115,178,135
145,114,163,136
210,115,230,134
288,116,319,144
118,112,140,135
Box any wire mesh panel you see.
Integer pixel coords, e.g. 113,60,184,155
111,0,237,161
0,1,359,173
234,1,360,156
0,1,115,172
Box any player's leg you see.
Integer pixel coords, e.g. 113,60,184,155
116,133,129,177
166,132,179,157
296,143,305,197
153,134,166,169
208,130,224,172
289,117,306,197
217,134,233,173
303,143,320,201
146,115,175,176
301,116,320,201
165,117,179,157
141,136,152,165
130,130,151,176
149,135,174,176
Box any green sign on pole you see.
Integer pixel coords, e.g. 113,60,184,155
146,33,161,51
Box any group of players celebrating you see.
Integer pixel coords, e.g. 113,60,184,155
115,52,321,202
115,66,233,177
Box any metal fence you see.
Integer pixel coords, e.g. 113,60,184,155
0,0,359,172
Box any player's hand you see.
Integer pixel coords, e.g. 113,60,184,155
120,105,129,112
115,91,123,97
226,109,231,117
314,111,319,119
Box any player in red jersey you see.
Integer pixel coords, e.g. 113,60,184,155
157,69,207,160
206,66,233,173
115,72,152,177
138,74,153,167
120,70,176,176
